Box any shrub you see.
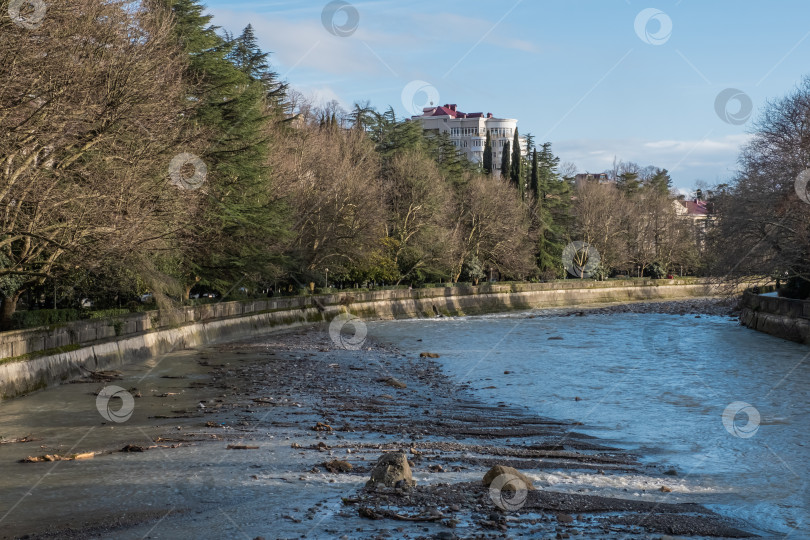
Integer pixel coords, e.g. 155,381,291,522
10,307,138,330
11,309,79,329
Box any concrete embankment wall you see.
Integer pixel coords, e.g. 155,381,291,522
739,292,810,344
0,279,716,400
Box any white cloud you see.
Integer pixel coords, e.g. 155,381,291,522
208,6,538,82
409,12,540,53
298,85,350,109
208,8,388,78
554,134,753,187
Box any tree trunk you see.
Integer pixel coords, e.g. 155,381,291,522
0,291,22,330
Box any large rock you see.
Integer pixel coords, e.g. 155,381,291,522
379,377,407,389
366,452,415,489
482,465,535,491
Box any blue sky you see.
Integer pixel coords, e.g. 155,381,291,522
204,0,810,190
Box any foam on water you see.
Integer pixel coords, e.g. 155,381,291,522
366,311,810,536
529,470,731,497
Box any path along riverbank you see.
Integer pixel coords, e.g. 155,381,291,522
0,298,759,539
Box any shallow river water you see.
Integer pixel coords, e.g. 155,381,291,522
366,311,809,537
0,308,807,539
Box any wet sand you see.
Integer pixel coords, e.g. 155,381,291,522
0,299,755,539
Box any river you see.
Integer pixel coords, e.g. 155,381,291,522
365,310,809,537
0,307,806,538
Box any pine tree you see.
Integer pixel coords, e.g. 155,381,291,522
501,141,511,180
426,131,472,184
229,25,268,78
534,143,569,276
483,130,492,174
510,128,521,190
162,0,289,297
537,143,560,199
350,101,375,132
524,132,535,153
617,172,641,195
375,116,423,157
229,24,287,106
646,168,672,195
368,106,397,150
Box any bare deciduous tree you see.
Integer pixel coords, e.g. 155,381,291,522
453,175,535,281
383,151,454,282
710,77,810,294
272,126,386,279
0,0,189,324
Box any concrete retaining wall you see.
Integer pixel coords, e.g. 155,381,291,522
0,279,708,361
0,280,717,400
739,292,810,344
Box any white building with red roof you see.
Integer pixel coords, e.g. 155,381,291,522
411,104,527,175
674,199,709,222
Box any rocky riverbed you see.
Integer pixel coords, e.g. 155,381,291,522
0,300,756,539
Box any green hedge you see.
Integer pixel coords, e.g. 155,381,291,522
11,307,133,330
11,309,80,329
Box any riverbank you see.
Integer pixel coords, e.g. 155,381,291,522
521,297,739,318
739,292,810,344
0,280,727,401
0,301,757,539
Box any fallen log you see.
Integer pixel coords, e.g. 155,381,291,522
0,435,40,445
21,452,95,463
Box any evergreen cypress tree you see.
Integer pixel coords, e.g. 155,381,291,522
510,128,521,189
530,148,539,200
501,141,511,180
483,130,492,174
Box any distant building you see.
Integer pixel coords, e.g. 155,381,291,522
673,199,709,223
411,104,527,175
674,198,711,248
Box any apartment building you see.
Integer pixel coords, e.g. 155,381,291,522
412,104,527,175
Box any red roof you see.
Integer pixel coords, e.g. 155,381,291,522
429,106,459,118
679,200,708,215
419,104,488,119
